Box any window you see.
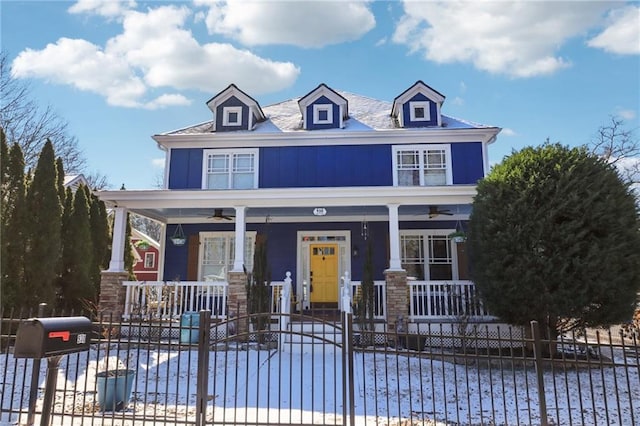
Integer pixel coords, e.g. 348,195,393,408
199,232,256,281
393,145,451,186
203,149,258,189
144,252,155,269
313,104,333,124
409,101,430,122
222,106,243,126
401,231,456,280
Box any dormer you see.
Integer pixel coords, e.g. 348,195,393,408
391,81,445,128
298,84,348,130
206,84,265,132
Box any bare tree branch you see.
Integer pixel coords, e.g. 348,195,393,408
0,52,85,173
589,115,640,186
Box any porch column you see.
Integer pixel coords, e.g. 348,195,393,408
232,206,246,272
387,204,403,271
99,271,129,322
108,207,127,272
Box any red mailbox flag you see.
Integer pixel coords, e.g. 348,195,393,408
48,331,70,341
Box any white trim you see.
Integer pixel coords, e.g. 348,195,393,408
198,230,257,281
296,230,351,310
202,148,259,189
232,206,246,272
313,104,333,125
222,106,243,127
153,127,501,149
387,204,403,271
392,144,453,186
409,101,430,122
399,229,459,280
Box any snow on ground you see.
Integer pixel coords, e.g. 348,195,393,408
1,343,638,425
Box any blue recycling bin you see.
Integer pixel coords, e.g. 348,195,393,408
96,369,136,412
180,312,200,344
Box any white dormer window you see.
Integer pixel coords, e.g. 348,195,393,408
410,101,430,122
313,104,333,124
222,106,243,126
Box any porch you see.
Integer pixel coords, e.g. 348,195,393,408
121,275,493,324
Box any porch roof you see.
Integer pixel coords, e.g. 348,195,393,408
97,185,476,223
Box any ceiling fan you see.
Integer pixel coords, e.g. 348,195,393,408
208,208,235,221
428,205,453,218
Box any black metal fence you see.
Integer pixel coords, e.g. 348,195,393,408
1,307,638,425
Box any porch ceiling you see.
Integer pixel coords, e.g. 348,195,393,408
97,186,475,223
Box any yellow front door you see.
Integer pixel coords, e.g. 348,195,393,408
309,243,339,303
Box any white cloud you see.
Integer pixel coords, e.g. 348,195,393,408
615,108,637,121
392,1,612,78
451,96,464,106
501,128,517,137
459,81,467,94
11,5,300,108
68,0,136,18
588,6,640,55
151,158,165,168
195,0,375,48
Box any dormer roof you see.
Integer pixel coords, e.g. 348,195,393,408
391,81,446,128
298,83,349,130
206,84,266,132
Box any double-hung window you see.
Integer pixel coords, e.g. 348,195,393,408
203,149,258,189
400,230,456,280
199,232,256,281
393,145,452,186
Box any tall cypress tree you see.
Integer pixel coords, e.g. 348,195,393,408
59,186,74,308
60,185,94,310
24,140,62,308
2,142,28,310
89,191,110,290
55,157,66,207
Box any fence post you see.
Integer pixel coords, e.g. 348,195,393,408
279,272,292,351
27,303,47,426
195,310,211,426
531,320,549,426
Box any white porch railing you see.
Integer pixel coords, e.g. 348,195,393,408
408,280,493,320
123,281,228,320
350,280,386,320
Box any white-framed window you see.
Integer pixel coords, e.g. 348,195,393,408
203,149,258,189
199,231,256,281
400,230,457,280
144,252,155,269
392,144,452,186
409,101,430,122
222,106,243,126
313,104,333,124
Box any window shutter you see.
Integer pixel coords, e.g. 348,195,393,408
187,234,200,281
456,242,469,280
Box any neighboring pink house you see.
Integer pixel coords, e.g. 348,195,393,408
131,229,160,281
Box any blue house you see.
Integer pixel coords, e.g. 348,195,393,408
98,81,501,332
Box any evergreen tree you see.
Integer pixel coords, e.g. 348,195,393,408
60,185,94,310
246,234,271,341
469,143,640,336
24,140,62,308
59,186,74,307
89,190,110,291
55,157,66,206
1,142,28,310
124,215,135,280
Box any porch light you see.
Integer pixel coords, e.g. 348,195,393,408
170,224,187,246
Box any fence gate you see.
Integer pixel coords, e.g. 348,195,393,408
196,311,354,426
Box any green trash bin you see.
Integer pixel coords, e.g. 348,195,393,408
180,312,200,344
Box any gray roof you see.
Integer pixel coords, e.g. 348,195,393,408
164,91,494,136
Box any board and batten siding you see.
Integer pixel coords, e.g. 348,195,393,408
167,142,484,190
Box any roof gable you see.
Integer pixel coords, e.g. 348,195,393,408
391,81,446,128
206,84,266,132
298,84,349,130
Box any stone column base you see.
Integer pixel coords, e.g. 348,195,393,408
384,269,408,333
227,271,248,337
98,270,129,324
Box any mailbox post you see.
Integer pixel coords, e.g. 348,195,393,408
15,316,92,426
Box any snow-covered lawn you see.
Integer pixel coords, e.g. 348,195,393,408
1,343,638,425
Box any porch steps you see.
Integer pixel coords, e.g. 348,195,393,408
280,320,343,353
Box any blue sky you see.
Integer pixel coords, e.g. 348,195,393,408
2,0,639,189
